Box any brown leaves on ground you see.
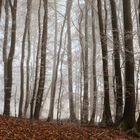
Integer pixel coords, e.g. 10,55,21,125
0,115,138,140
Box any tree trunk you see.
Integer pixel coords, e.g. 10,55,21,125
30,0,41,119
121,0,136,130
24,0,32,117
0,0,2,18
109,0,123,125
97,0,113,126
81,0,89,124
47,0,67,121
66,0,76,122
135,0,140,114
57,52,64,121
18,0,32,118
3,0,9,115
90,0,97,124
3,0,17,116
47,0,58,121
135,0,140,132
77,0,84,121
34,0,48,119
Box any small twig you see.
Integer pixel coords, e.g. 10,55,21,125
97,131,105,138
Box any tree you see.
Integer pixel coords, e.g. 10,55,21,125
135,0,140,133
3,0,9,115
109,0,123,125
66,0,76,121
121,0,136,130
90,0,97,124
47,0,58,121
3,0,17,116
34,0,48,119
0,0,2,18
97,0,113,126
19,0,32,118
30,0,41,119
24,0,32,117
77,0,84,121
81,0,89,123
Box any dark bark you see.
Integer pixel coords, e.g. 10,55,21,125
122,0,136,130
3,0,9,115
109,0,123,125
0,0,2,18
3,0,17,116
19,0,31,117
81,0,89,124
30,0,41,119
34,0,48,119
97,0,113,126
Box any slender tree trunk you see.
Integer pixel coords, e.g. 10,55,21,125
109,0,123,125
47,0,58,121
34,0,48,119
77,0,84,121
82,0,89,124
19,0,32,117
121,0,136,130
66,0,76,122
3,0,17,116
134,0,140,113
90,0,97,124
0,0,2,18
3,0,9,115
97,0,113,126
57,52,64,121
30,0,41,119
24,0,32,116
47,2,67,121
47,0,67,120
135,0,140,132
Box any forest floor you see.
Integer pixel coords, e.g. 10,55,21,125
0,115,138,140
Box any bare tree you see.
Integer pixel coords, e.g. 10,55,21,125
3,0,9,116
19,0,32,118
77,0,84,121
97,0,113,126
34,0,48,119
30,0,42,119
0,0,2,18
3,0,17,116
81,0,89,124
90,0,97,124
24,0,32,117
136,0,140,133
66,0,76,122
121,0,136,130
47,0,58,121
109,0,123,125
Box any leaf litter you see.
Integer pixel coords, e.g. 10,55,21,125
0,116,138,140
